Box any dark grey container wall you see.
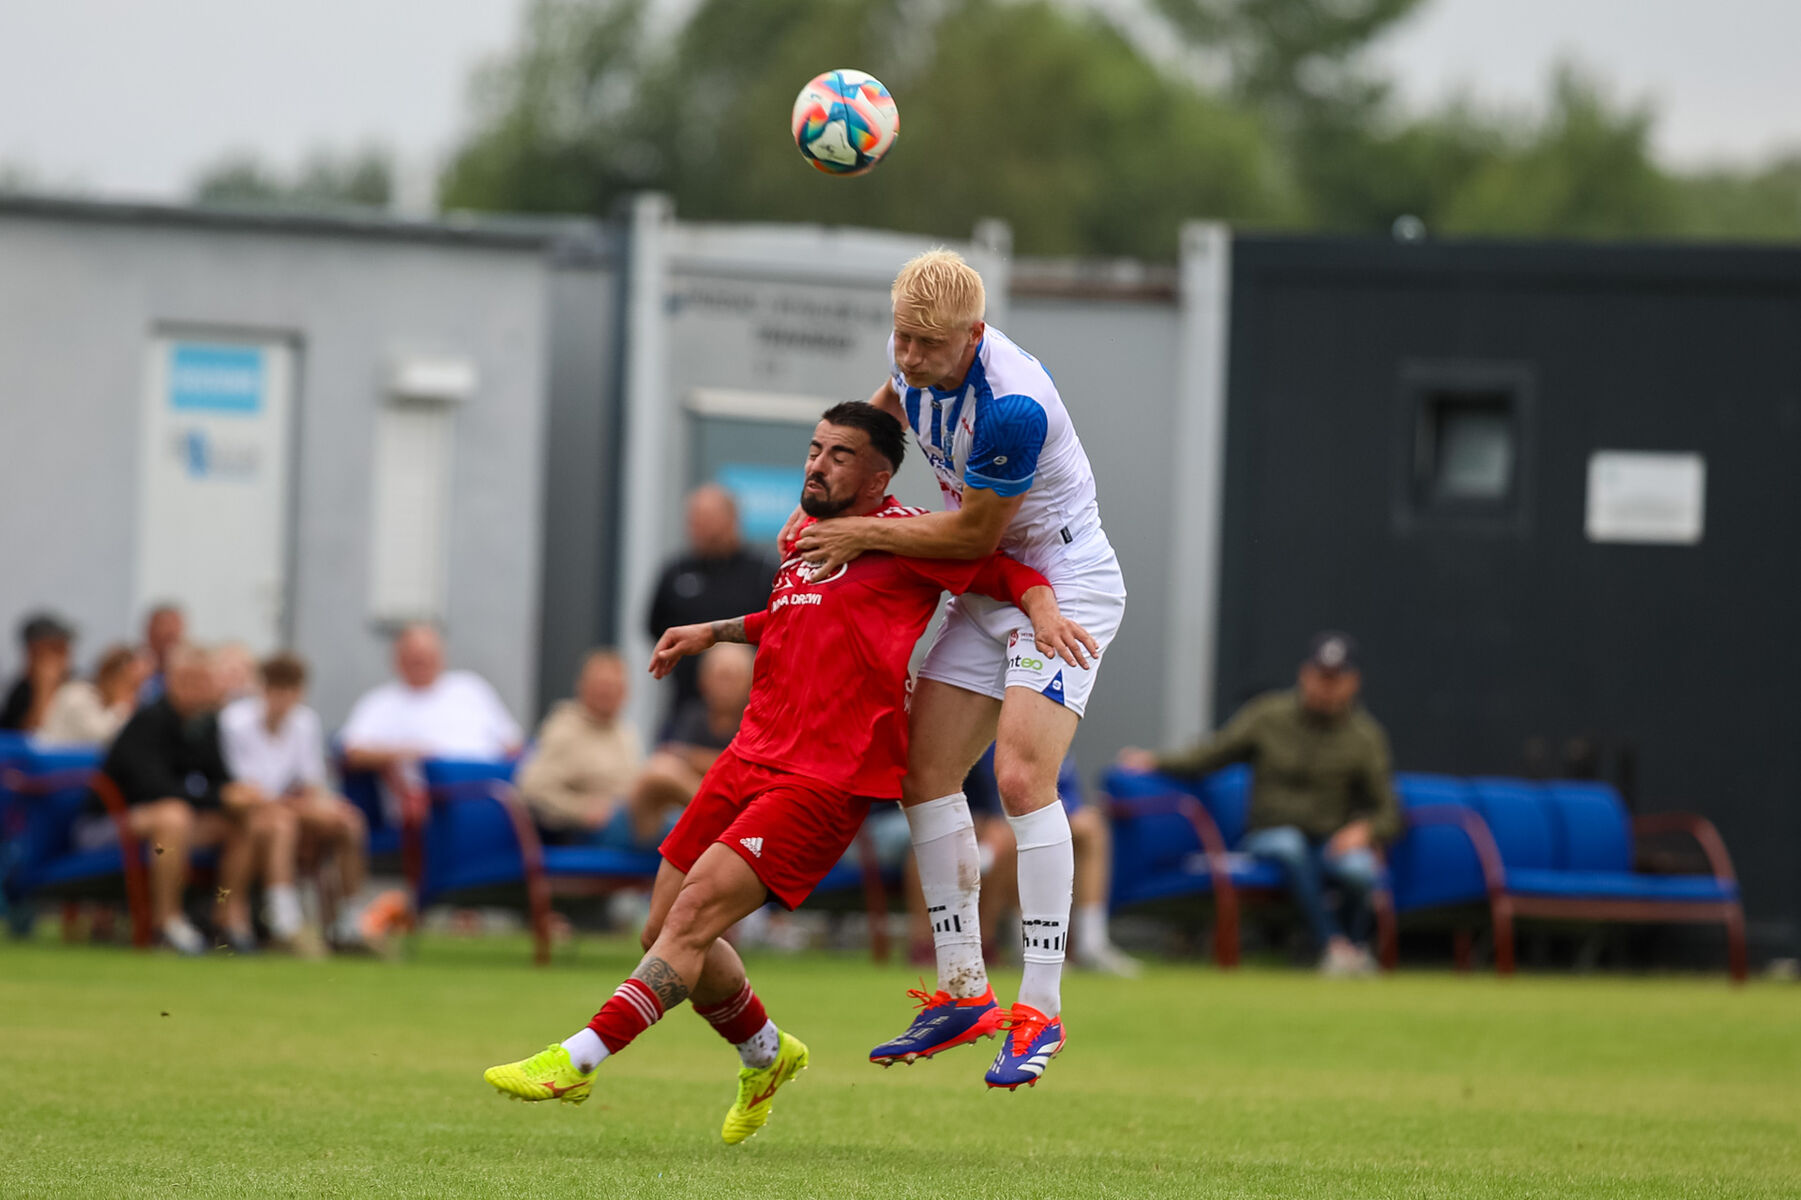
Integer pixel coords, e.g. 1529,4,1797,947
1216,236,1801,959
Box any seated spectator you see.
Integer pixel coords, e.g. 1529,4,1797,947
137,603,185,704
100,644,306,956
221,653,369,951
625,642,752,845
517,649,644,844
39,643,147,746
1,612,75,733
339,623,523,771
1118,631,1400,975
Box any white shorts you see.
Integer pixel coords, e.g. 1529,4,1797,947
917,582,1125,719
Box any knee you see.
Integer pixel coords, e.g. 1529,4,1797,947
639,915,662,953
263,803,300,839
148,800,196,844
993,756,1053,815
1250,826,1308,866
635,755,693,802
1329,851,1380,895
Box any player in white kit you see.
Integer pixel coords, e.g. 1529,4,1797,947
794,249,1125,1089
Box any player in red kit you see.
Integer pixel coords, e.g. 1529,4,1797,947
483,402,1097,1144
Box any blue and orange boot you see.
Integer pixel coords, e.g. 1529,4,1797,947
868,985,1004,1066
983,1004,1066,1090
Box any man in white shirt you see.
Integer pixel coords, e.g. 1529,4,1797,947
339,624,524,771
221,652,369,950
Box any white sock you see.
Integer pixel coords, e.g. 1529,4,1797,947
737,1019,781,1070
905,793,988,999
1075,902,1109,956
265,885,304,940
162,915,205,954
1008,803,1074,1017
561,1027,610,1073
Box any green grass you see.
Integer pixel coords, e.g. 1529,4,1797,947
2,935,1797,1199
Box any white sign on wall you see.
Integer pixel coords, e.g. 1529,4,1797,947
1585,451,1706,545
136,337,295,650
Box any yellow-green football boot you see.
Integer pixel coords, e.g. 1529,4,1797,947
721,1030,809,1144
483,1043,596,1105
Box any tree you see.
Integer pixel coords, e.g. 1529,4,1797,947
1434,66,1675,238
1149,0,1426,115
440,0,1298,256
192,146,394,210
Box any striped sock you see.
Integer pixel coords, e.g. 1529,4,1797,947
586,977,665,1055
694,981,778,1069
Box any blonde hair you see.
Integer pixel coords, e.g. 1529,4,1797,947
892,249,985,334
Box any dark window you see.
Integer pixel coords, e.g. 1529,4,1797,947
1396,363,1533,533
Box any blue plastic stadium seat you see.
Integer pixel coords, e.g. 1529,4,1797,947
1502,868,1737,903
1468,778,1556,876
422,756,518,793
1198,764,1251,847
1541,782,1634,873
1394,773,1471,811
541,844,664,881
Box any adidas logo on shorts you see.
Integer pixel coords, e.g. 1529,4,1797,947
739,837,764,858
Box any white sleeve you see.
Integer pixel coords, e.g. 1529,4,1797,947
476,676,524,750
298,707,329,788
219,702,255,780
339,689,385,748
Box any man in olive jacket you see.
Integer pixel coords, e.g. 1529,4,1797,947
1118,632,1398,973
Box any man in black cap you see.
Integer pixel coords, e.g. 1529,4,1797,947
1,612,75,733
1117,631,1400,974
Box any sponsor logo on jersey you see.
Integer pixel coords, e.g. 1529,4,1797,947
739,837,763,858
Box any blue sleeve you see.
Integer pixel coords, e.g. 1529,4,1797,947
964,393,1047,497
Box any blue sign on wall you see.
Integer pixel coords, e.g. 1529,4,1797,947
169,343,265,414
715,463,806,543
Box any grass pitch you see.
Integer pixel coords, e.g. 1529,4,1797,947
2,934,1797,1199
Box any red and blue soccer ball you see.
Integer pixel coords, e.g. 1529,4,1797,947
790,69,899,177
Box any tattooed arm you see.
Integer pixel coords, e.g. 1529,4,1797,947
709,616,750,644
647,611,762,679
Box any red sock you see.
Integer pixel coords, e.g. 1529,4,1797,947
587,978,665,1054
693,980,769,1046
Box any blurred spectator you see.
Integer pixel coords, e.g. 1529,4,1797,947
913,748,1139,975
339,624,523,771
517,649,645,844
39,643,147,746
1,612,75,732
221,653,368,950
99,644,306,956
646,484,775,733
626,642,752,845
1119,631,1400,975
137,603,186,704
212,642,258,704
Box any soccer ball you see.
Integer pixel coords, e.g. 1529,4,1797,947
790,69,899,177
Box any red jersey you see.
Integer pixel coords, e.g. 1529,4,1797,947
729,497,1048,797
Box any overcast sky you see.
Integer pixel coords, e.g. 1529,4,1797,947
1,0,1796,204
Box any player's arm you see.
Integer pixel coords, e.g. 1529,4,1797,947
802,487,1020,570
646,611,766,679
798,390,1043,572
969,555,1099,670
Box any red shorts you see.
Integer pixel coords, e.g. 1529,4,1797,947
659,748,873,910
